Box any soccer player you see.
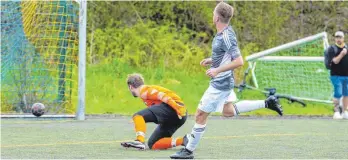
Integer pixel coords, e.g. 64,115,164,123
170,2,283,159
121,73,188,150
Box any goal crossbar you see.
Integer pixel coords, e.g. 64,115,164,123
246,32,328,61
258,56,324,62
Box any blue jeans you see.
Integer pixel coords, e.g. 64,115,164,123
330,76,348,99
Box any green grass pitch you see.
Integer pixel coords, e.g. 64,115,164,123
1,117,348,159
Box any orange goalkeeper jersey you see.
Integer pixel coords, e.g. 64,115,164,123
140,85,186,117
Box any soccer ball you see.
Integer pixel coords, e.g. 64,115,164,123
31,103,45,117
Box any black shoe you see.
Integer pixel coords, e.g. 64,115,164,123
170,148,194,159
265,96,283,116
121,140,146,150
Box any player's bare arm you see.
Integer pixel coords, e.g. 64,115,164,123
206,56,243,78
200,58,212,66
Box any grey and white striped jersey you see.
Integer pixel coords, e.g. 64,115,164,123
210,26,241,91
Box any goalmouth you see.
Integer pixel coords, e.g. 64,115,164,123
1,0,86,119
244,32,332,103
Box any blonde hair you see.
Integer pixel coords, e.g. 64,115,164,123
215,2,234,24
126,73,144,88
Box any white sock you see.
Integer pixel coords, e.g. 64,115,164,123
185,123,206,152
234,100,265,115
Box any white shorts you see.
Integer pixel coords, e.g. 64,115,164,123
198,86,238,113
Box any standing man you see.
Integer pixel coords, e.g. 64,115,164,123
327,31,348,119
170,2,283,159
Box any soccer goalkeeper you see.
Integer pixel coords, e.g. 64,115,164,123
121,73,188,150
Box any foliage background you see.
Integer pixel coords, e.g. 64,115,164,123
84,1,347,115
3,1,346,115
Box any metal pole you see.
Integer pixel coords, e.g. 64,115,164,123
77,0,86,120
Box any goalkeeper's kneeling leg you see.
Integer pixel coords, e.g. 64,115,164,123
149,137,184,150
147,124,184,150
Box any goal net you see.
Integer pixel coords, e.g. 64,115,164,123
1,0,86,117
245,32,332,103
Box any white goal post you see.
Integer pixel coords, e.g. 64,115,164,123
77,0,87,120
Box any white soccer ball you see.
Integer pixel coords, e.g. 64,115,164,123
31,103,45,117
